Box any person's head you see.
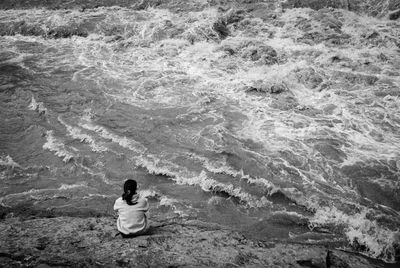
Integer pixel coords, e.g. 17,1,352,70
122,179,138,205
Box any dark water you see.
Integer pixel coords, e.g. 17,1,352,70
0,7,399,262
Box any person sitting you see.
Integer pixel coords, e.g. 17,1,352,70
114,179,149,238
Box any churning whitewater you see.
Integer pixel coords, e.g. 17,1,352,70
0,4,399,262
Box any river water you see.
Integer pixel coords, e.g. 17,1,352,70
0,7,399,262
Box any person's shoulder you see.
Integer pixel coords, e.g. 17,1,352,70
114,197,124,204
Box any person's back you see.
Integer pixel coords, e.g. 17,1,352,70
114,179,149,237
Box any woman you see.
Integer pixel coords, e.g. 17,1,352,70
114,179,149,237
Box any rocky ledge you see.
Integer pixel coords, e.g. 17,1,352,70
0,215,397,268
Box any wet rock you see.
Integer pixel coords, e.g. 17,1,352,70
244,82,287,94
270,83,287,94
240,41,278,65
294,67,325,90
212,18,230,39
183,19,228,43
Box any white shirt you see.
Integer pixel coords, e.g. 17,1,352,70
113,195,149,235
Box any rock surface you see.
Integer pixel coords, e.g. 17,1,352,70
0,215,390,267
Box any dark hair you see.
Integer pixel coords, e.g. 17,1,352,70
122,179,138,205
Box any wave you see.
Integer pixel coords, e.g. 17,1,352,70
58,117,108,152
42,130,74,162
80,122,146,154
310,206,400,262
58,183,87,190
0,183,86,204
135,155,272,208
0,155,20,168
269,210,309,227
194,153,282,195
0,188,45,206
159,196,188,216
139,189,160,199
159,196,179,207
193,152,399,261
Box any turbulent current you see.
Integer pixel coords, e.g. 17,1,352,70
0,4,399,263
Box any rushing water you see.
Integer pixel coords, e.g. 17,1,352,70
0,6,399,262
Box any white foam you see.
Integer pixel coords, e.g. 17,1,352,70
203,153,296,192
83,193,118,199
42,130,74,162
272,210,306,218
310,206,398,262
135,155,272,208
0,183,87,206
80,122,146,154
58,117,108,152
0,155,20,168
195,154,282,194
159,196,179,207
139,189,159,199
28,96,47,114
0,188,45,206
58,183,87,190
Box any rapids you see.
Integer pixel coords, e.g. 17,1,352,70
0,4,399,262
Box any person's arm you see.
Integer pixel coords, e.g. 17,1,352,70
142,198,149,212
113,199,120,211
112,201,118,219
